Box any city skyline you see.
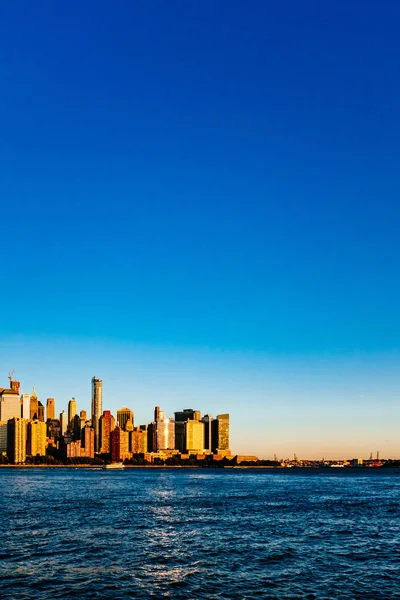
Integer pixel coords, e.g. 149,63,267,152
1,347,399,460
0,370,233,465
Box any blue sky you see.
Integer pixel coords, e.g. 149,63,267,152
1,1,400,458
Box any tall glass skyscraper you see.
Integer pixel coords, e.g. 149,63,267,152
91,377,102,452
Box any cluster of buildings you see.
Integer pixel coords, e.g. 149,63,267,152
0,374,232,464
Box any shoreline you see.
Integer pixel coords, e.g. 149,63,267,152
0,464,398,470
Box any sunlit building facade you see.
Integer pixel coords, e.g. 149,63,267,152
0,388,21,422
155,418,175,451
99,410,115,454
111,427,130,462
60,410,68,435
27,420,47,456
20,394,30,420
46,398,55,421
117,407,134,431
68,398,77,426
81,425,95,459
130,427,147,454
91,377,102,452
30,387,39,420
212,414,230,452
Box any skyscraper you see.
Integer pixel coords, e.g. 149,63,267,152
174,408,201,422
202,414,213,451
99,410,115,454
111,427,130,462
27,420,47,456
30,387,39,420
117,407,134,431
20,394,30,420
47,419,61,440
60,410,68,435
0,421,7,454
175,419,205,453
7,417,26,464
154,406,164,421
212,414,230,453
155,418,175,451
68,398,77,426
38,402,45,422
73,413,87,442
185,420,205,453
46,398,55,421
91,377,102,453
0,387,21,422
130,427,147,454
81,425,95,459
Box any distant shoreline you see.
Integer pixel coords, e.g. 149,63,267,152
0,464,399,470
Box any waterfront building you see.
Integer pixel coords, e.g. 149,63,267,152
7,417,26,464
174,408,201,422
151,406,175,451
38,401,45,422
111,426,130,462
175,419,205,453
91,377,102,453
81,425,95,459
155,418,175,451
0,387,21,422
27,420,47,456
202,414,213,451
130,426,147,454
67,440,81,458
68,398,77,426
99,410,115,454
46,398,55,421
212,414,230,453
117,407,134,430
236,455,258,463
0,421,7,454
20,394,30,420
30,387,39,420
185,419,205,453
60,410,68,435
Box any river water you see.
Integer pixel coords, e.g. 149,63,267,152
0,468,399,599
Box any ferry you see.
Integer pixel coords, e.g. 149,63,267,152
103,462,125,470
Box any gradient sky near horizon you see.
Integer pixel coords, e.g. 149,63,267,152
1,1,400,459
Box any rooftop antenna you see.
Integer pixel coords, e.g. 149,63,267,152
8,368,15,383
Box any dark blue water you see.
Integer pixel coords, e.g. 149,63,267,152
1,468,400,599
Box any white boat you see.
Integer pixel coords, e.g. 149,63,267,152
103,462,125,469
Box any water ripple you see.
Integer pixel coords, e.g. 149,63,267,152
0,468,399,599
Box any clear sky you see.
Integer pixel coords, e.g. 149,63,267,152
1,1,400,459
